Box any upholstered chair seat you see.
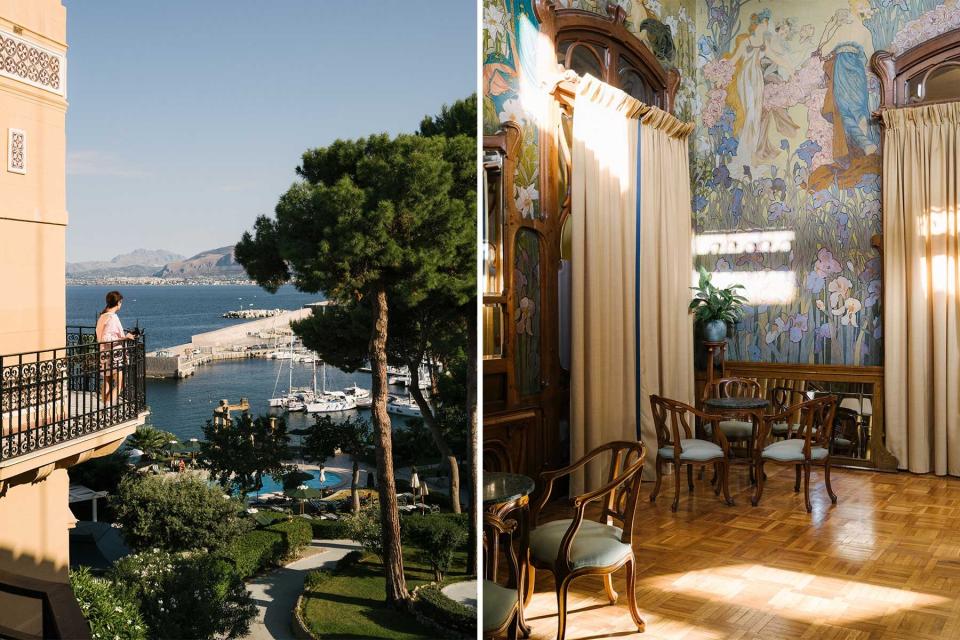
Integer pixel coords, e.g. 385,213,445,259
530,519,630,571
761,439,828,462
483,580,518,635
702,420,753,439
657,438,724,462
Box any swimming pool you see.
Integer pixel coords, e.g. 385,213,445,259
246,469,345,497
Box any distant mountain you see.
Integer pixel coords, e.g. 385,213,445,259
152,246,245,278
67,248,185,276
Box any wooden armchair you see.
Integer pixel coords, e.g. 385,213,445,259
831,406,860,457
752,395,838,512
768,385,811,440
528,441,646,640
483,512,522,640
650,395,733,512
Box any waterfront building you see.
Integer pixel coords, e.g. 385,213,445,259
0,2,148,637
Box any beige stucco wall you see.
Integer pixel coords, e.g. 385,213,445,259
0,1,74,619
0,0,67,356
0,468,72,582
0,219,66,356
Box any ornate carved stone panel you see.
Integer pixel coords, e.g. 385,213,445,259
0,28,65,96
7,128,25,174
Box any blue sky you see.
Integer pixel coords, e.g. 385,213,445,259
63,1,476,262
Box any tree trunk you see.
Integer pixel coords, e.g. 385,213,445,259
466,306,478,575
351,460,361,514
408,362,461,514
369,287,409,606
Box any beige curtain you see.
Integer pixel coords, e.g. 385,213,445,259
883,102,960,476
570,75,695,493
636,109,697,475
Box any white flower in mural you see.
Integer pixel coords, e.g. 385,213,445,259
828,276,852,310
498,98,525,125
643,0,663,17
832,297,863,327
483,2,506,46
892,0,960,55
515,183,539,218
816,299,826,312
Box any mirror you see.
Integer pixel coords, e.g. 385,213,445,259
907,62,960,103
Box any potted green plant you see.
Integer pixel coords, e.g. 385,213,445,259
689,266,747,342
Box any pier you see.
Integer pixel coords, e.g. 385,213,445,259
146,304,326,378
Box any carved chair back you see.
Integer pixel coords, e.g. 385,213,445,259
531,440,646,545
764,395,838,454
650,395,723,451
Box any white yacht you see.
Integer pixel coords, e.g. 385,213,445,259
344,384,371,407
304,362,358,413
306,390,356,413
386,394,422,418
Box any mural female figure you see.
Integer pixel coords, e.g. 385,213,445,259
725,9,773,179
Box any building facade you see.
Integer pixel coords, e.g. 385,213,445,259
0,2,146,636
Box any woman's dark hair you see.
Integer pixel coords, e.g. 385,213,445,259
103,290,123,313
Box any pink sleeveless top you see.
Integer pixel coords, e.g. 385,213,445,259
96,312,125,344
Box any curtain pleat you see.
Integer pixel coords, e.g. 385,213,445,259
882,102,960,476
570,75,694,491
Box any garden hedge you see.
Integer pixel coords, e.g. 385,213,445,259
412,584,476,639
218,517,312,578
305,517,349,540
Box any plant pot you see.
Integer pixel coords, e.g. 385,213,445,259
702,320,728,343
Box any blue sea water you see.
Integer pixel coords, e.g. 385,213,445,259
66,285,407,441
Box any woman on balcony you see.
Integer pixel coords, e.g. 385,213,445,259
96,291,135,404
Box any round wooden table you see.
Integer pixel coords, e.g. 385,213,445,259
484,472,535,637
703,396,770,483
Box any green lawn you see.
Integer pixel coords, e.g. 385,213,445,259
300,546,469,639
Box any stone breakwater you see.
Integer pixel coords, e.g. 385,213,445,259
146,306,316,378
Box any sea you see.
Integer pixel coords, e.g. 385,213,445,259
67,284,407,441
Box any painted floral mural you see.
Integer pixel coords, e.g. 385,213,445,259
484,0,960,368
693,0,959,366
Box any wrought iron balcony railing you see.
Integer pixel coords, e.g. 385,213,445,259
0,327,146,463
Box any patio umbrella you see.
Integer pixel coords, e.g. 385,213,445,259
410,469,420,491
420,481,429,511
319,468,327,484
285,485,325,514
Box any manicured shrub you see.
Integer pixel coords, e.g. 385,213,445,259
402,512,469,545
303,569,331,592
110,549,256,640
415,517,468,581
70,566,147,640
111,474,248,553
265,517,312,558
413,584,476,638
218,529,284,578
344,502,383,561
218,517,312,578
307,517,349,540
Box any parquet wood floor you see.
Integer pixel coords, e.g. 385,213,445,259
522,465,960,640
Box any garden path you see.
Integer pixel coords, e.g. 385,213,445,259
244,538,360,640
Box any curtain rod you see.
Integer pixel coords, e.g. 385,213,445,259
550,73,694,139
